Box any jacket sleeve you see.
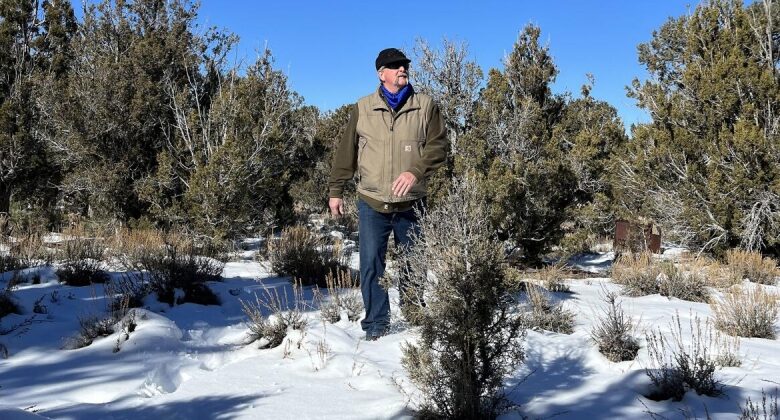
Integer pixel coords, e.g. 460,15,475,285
409,102,449,180
327,104,359,198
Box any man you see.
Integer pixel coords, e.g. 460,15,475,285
328,48,448,341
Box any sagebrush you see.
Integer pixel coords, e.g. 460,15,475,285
590,289,639,362
712,285,778,339
399,178,526,419
645,313,724,401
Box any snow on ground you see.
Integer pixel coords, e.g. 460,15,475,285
1,252,779,419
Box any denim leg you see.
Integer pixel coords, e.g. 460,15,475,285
358,200,393,333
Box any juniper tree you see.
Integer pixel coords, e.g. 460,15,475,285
181,50,318,237
37,0,206,222
0,0,46,216
461,24,576,263
616,0,780,255
553,77,627,252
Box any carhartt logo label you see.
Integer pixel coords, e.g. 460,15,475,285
404,145,412,152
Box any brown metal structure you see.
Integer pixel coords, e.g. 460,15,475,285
614,219,662,254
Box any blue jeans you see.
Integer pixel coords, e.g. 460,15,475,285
358,198,423,334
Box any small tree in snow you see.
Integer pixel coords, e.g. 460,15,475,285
400,176,526,418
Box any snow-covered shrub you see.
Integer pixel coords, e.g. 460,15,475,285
611,252,662,296
645,313,723,401
65,314,116,349
524,283,575,334
740,389,779,420
712,285,778,339
590,290,639,362
657,261,710,302
64,286,139,350
268,225,349,287
399,178,526,419
727,250,778,285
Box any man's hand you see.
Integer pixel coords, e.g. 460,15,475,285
392,172,418,197
329,197,345,218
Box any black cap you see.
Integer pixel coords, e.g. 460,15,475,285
375,48,411,70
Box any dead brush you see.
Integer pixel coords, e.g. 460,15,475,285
726,249,779,285
657,261,710,302
644,313,724,401
240,281,308,349
535,263,571,293
268,226,350,287
740,389,779,420
112,229,225,306
56,228,109,286
64,284,137,349
524,283,575,334
315,268,361,323
1,231,51,274
590,289,639,362
0,290,21,320
611,252,662,296
712,284,778,339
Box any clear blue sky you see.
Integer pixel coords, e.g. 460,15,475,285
193,1,701,129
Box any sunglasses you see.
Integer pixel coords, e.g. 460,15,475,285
384,61,409,70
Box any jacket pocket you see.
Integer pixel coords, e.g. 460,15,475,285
358,136,381,192
399,139,424,174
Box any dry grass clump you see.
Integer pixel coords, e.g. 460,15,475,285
1,231,51,274
657,261,710,302
612,254,712,302
314,268,361,323
241,282,308,349
611,252,662,296
268,226,349,288
112,229,225,306
590,289,639,362
712,285,778,339
645,313,724,401
727,249,778,285
535,263,571,293
56,230,109,286
524,283,575,334
740,389,779,420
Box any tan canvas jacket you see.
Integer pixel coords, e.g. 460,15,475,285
328,87,448,208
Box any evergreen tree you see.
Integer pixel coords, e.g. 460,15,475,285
617,0,780,255
0,0,44,217
553,77,627,252
462,24,575,263
37,0,205,222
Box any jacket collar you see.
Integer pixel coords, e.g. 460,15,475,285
369,84,420,113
